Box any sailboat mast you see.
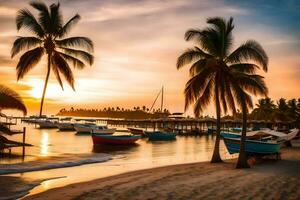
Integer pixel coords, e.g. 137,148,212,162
161,86,164,112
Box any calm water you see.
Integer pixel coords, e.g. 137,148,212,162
1,122,234,196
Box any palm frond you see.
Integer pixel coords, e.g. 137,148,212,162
226,40,268,71
55,37,94,52
0,85,27,115
193,78,214,117
207,17,234,58
184,67,214,110
50,2,63,34
16,47,44,80
233,73,268,96
56,51,86,69
58,14,81,38
51,58,64,90
219,74,228,114
52,52,75,90
184,28,219,56
30,0,51,33
189,59,207,76
11,37,42,58
177,47,211,69
224,80,236,114
229,63,259,74
16,9,45,37
58,47,93,65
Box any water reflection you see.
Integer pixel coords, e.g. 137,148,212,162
40,131,49,157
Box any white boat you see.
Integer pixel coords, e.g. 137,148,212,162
92,126,116,135
37,120,57,129
74,123,97,134
56,122,75,131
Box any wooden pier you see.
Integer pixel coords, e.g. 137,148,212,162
95,118,299,135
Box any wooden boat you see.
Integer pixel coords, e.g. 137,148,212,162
37,120,57,129
56,117,75,131
221,129,299,143
92,126,116,135
74,123,97,133
144,131,176,141
92,134,140,145
56,122,75,131
221,133,280,155
128,128,145,136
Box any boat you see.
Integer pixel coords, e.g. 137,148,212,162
222,136,281,155
37,120,57,129
56,122,75,131
221,128,299,143
92,134,140,145
128,128,145,137
74,123,97,134
56,117,75,131
144,131,176,141
92,126,116,135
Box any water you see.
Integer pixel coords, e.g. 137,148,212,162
1,122,234,197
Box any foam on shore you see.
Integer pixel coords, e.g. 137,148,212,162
0,153,112,175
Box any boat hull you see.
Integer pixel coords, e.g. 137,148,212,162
92,135,140,145
37,121,57,129
74,125,94,133
56,123,75,131
92,128,116,135
145,131,176,141
223,137,280,155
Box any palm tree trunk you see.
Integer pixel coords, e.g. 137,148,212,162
39,54,51,117
211,81,222,163
236,98,250,168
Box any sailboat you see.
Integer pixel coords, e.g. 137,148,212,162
145,86,177,141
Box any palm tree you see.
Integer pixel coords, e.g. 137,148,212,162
11,1,94,116
177,17,268,164
229,66,267,168
0,84,27,115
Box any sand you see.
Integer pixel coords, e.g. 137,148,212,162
24,140,300,200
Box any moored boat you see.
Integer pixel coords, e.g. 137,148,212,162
56,122,75,131
37,120,58,129
74,123,97,134
128,128,145,137
92,126,116,135
92,134,140,145
222,137,280,155
144,131,176,141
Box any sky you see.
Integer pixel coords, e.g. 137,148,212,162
0,0,299,116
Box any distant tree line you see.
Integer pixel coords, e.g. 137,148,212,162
57,106,170,119
222,98,300,122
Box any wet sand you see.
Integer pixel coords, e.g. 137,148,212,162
25,140,300,200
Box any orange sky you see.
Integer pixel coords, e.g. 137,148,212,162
0,0,299,116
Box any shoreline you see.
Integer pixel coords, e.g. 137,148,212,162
25,140,300,200
0,153,112,175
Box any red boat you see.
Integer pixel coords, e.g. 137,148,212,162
92,134,141,145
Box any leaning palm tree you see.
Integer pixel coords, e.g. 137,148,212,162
0,84,27,115
11,1,94,116
228,67,268,168
177,17,268,164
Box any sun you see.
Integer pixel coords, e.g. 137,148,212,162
30,82,44,99
28,79,62,99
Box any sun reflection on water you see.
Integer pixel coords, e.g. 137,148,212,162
40,131,49,157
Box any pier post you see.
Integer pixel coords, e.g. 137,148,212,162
22,127,26,157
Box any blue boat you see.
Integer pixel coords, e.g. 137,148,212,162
221,132,241,138
222,133,280,155
144,131,176,141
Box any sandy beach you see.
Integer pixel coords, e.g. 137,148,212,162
24,140,300,200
